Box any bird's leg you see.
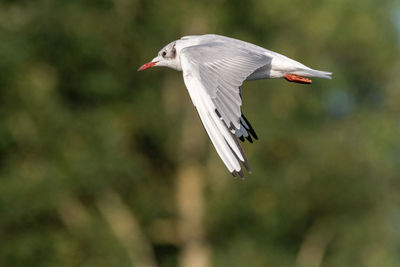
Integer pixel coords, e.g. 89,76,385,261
284,74,312,84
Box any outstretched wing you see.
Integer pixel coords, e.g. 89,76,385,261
180,42,271,176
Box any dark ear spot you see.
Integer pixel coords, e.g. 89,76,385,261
171,42,176,58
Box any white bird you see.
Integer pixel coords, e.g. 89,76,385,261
138,34,331,177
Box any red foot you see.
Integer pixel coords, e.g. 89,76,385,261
285,74,312,84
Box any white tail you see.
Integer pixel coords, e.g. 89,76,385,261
294,69,332,79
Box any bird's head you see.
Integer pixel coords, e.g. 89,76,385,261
138,41,181,71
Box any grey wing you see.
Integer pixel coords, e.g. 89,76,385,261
181,42,271,129
180,42,271,175
235,87,259,143
181,34,272,55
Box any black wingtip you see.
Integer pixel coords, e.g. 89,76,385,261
245,135,253,143
239,136,245,142
242,160,251,173
241,114,258,140
248,127,258,140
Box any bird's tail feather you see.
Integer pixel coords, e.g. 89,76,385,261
294,69,332,79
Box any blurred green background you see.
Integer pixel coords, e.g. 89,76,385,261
1,0,400,266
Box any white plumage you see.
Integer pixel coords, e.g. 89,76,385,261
138,34,332,177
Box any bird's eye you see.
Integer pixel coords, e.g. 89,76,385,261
162,51,167,57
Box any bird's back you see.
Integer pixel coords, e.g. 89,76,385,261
179,34,330,80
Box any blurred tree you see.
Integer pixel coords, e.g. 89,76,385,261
0,0,399,266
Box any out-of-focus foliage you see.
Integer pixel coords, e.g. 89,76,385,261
0,0,399,266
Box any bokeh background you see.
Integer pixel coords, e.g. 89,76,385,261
1,0,400,266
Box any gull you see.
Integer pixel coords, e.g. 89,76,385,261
138,34,331,177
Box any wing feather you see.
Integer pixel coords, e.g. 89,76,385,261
184,73,242,171
180,42,271,174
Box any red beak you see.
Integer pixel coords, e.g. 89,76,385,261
137,61,158,71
